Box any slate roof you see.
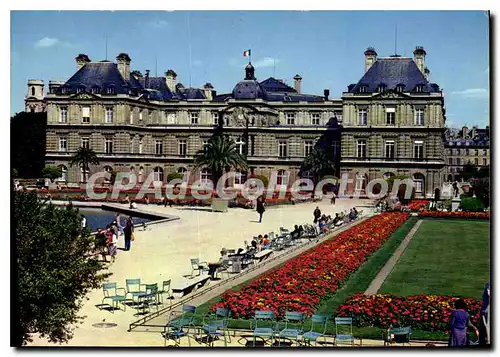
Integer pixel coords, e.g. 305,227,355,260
260,77,296,93
348,57,441,93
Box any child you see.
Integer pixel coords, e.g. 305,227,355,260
106,227,118,263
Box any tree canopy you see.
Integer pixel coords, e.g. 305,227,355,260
301,147,335,184
69,147,100,183
41,166,62,182
13,191,109,346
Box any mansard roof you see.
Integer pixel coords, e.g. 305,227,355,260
348,57,441,93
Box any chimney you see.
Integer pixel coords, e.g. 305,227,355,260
424,67,430,81
144,69,150,89
116,53,131,80
364,47,377,72
462,126,468,139
293,74,302,94
75,54,91,70
413,46,426,74
324,89,330,101
203,83,214,100
166,69,177,92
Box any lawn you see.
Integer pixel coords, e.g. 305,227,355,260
379,219,490,299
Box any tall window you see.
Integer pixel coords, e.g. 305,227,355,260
304,141,314,157
415,108,424,125
177,167,188,182
456,158,461,166
58,165,68,182
81,137,90,149
234,171,247,185
356,139,367,158
139,111,143,121
153,167,164,183
386,108,395,125
483,149,488,156
31,87,35,96
278,141,288,158
105,107,113,123
235,136,245,155
286,113,295,125
358,109,367,125
276,170,289,186
129,111,134,124
190,112,199,125
179,139,187,156
448,158,453,165
155,140,163,155
475,158,479,165
200,169,211,184
82,106,90,123
103,166,113,184
456,149,461,155
311,113,320,125
415,85,425,93
139,138,143,154
483,158,487,166
413,173,425,193
105,138,113,154
355,173,366,192
59,137,67,152
414,140,424,159
212,112,219,125
465,149,470,155
385,140,395,159
59,107,68,123
138,167,144,183
475,149,479,156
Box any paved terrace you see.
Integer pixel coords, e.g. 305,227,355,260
31,198,377,347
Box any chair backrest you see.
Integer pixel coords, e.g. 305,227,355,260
335,317,353,340
255,310,274,320
182,304,197,314
392,326,411,335
145,283,158,294
125,278,141,292
335,317,352,325
215,307,231,318
103,282,117,296
284,311,305,322
309,314,328,334
162,280,171,291
190,258,199,267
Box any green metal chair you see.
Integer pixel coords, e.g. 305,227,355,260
251,310,277,347
190,258,209,277
136,283,159,315
101,282,127,313
125,278,147,303
334,317,354,346
162,305,197,347
277,311,305,347
302,315,328,346
201,307,232,347
157,279,172,305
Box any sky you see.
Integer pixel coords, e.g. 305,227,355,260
10,10,489,128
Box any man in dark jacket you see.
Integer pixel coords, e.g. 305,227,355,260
313,206,321,224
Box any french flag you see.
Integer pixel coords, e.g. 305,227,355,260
243,49,251,57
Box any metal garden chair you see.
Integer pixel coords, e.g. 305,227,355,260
157,279,172,305
277,311,305,346
162,304,198,347
124,278,147,304
302,315,328,346
384,326,412,346
190,258,209,277
201,307,232,347
250,310,277,347
334,317,354,346
136,283,159,315
101,282,127,313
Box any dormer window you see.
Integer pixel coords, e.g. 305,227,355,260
415,84,425,93
377,84,386,93
396,84,405,93
76,86,85,94
61,86,70,94
359,85,367,93
91,86,100,94
106,86,115,95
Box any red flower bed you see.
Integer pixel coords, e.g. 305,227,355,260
408,200,429,211
211,212,410,319
419,210,490,220
336,293,481,331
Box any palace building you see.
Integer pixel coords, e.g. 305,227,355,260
26,46,449,197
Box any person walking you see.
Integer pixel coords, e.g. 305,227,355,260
313,206,321,224
123,216,134,251
448,298,479,346
106,225,118,263
256,195,265,223
330,191,336,205
478,281,490,345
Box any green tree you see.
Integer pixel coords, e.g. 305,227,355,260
69,147,100,184
385,175,415,203
13,191,110,346
458,162,479,182
301,147,336,187
193,135,248,186
41,166,62,183
11,111,47,178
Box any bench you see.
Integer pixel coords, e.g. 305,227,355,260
171,275,210,299
253,249,273,263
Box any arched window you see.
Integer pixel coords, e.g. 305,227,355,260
58,165,68,182
355,172,367,193
276,170,289,186
103,166,113,183
31,87,35,96
456,158,461,166
448,158,453,165
138,166,144,183
153,167,164,183
413,173,425,194
234,171,247,185
177,167,188,181
200,168,212,184
235,136,245,155
447,174,453,182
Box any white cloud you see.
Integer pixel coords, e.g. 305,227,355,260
450,88,489,99
149,19,169,28
253,57,280,68
34,37,59,48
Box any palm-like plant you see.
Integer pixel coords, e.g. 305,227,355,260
69,147,100,183
193,135,248,187
301,147,335,186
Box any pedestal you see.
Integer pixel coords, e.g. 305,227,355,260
451,198,461,212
